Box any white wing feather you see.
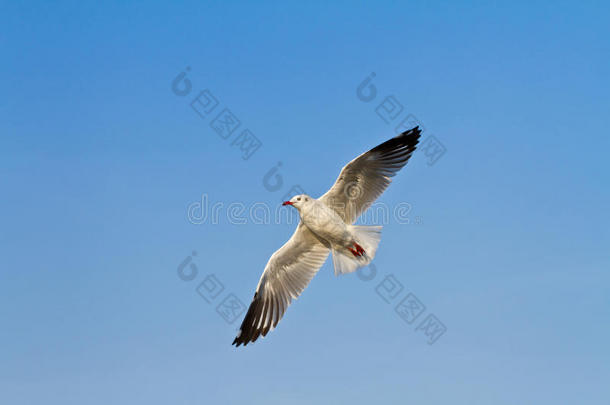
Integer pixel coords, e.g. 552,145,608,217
233,223,329,346
319,127,421,224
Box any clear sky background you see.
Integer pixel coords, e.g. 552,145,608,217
2,1,609,404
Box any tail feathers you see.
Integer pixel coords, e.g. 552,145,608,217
352,225,382,259
332,225,382,276
331,248,362,275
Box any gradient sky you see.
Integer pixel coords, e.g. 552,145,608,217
2,1,609,404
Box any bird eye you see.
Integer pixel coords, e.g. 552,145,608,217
297,197,301,201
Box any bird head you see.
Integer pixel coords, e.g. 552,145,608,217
282,194,311,210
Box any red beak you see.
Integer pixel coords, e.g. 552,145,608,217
282,201,293,206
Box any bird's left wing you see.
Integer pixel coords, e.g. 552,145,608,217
232,223,330,346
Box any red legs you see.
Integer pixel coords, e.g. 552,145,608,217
349,242,365,257
354,243,365,256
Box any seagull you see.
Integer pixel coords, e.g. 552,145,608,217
232,127,421,346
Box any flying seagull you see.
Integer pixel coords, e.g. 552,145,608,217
232,127,421,346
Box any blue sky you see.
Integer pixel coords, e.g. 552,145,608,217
1,1,609,404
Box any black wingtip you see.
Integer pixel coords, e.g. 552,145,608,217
231,291,264,347
232,339,251,348
398,126,421,141
395,126,421,150
369,126,421,158
232,330,245,347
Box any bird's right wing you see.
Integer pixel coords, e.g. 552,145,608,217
232,223,330,346
319,127,421,224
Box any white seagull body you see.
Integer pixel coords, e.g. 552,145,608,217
233,127,421,346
